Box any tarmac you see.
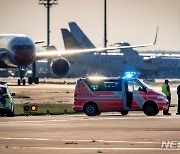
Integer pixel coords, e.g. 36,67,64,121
0,111,180,154
0,78,180,154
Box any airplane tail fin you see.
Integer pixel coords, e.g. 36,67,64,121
69,22,95,48
61,28,82,50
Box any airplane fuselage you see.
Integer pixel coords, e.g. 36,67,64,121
0,34,36,68
66,52,180,78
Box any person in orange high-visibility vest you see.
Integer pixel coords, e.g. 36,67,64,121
162,79,171,115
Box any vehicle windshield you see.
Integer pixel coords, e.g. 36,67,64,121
137,79,152,90
0,87,7,95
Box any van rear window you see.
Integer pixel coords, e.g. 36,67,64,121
86,80,122,91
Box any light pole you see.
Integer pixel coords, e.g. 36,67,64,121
39,0,58,78
104,0,107,48
39,0,58,46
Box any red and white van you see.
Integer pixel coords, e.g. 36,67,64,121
73,77,168,116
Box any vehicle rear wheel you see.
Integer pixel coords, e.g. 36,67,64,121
84,104,98,116
143,103,159,116
121,111,129,115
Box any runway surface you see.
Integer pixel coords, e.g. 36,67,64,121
0,110,180,154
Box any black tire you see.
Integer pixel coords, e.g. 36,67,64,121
7,107,14,117
23,79,26,85
18,79,21,86
34,77,39,84
84,104,98,116
143,103,159,116
121,111,129,115
28,77,33,84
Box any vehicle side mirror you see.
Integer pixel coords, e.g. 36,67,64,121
11,93,15,96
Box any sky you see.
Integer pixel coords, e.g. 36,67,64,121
0,0,180,51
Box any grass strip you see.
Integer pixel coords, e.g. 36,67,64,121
14,103,75,116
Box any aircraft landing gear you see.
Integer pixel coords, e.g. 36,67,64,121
28,61,39,85
28,76,39,84
18,78,26,86
17,61,39,86
17,67,26,86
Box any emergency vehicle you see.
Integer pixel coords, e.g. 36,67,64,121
73,76,169,116
0,82,15,117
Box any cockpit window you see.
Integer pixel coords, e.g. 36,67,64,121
12,45,35,50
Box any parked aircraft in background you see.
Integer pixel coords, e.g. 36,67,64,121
61,22,180,79
0,33,156,85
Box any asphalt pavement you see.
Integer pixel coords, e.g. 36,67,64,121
0,108,180,154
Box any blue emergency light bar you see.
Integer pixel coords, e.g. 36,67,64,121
124,72,136,79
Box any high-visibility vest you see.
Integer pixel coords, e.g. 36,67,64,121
162,83,170,96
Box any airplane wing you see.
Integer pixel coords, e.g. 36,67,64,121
140,53,180,58
34,40,45,44
36,42,156,60
36,27,158,60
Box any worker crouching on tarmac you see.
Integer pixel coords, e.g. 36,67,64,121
162,79,171,115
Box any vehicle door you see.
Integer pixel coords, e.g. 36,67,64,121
123,79,146,110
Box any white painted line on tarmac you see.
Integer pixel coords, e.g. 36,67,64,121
0,137,160,144
0,137,51,141
1,119,68,124
4,146,180,151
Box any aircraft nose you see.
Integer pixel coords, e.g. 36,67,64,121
14,49,36,66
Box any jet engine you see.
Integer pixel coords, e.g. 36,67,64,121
50,57,70,77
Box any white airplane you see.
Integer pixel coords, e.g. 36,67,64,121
61,22,180,79
0,33,156,85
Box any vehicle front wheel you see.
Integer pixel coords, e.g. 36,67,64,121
84,104,98,116
7,109,14,117
143,103,159,116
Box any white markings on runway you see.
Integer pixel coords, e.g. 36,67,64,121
0,137,164,145
1,146,180,151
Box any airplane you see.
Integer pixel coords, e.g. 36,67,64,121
61,22,180,79
0,33,156,85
